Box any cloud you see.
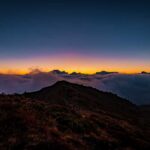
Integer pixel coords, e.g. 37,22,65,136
0,72,60,93
91,74,150,105
0,70,149,105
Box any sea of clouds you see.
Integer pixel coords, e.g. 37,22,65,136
0,70,149,105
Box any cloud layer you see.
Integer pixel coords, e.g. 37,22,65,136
0,70,149,105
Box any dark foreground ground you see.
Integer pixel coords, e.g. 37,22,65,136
0,81,150,150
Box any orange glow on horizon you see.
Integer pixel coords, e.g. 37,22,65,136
0,67,149,75
0,53,149,75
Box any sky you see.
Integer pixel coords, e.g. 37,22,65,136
0,0,150,74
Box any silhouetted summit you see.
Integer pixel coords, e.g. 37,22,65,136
51,70,68,75
25,81,138,121
96,71,118,75
0,81,150,150
141,71,150,74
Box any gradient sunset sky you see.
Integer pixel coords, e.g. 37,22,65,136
0,0,150,74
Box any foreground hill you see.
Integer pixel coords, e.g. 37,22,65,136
25,81,139,121
0,81,149,150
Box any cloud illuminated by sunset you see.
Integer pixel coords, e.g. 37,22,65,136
0,52,149,74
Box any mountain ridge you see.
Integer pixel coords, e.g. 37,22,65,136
0,81,150,149
24,81,138,121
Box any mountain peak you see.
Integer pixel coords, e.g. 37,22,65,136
48,80,77,89
25,81,138,122
1,81,150,149
54,80,72,85
51,70,68,75
96,71,118,75
141,71,150,74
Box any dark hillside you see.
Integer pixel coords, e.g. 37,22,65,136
0,81,149,150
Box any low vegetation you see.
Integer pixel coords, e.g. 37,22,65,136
0,81,149,150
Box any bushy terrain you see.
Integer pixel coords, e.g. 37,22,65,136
0,81,150,150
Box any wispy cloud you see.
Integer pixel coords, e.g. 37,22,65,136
0,70,149,104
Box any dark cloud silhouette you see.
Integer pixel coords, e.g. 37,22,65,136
0,71,149,105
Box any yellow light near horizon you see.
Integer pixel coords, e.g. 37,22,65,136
0,66,149,75
0,53,149,75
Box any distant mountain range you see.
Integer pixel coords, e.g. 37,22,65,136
0,81,150,149
48,70,149,75
50,70,119,75
48,69,149,75
96,71,118,75
141,71,150,74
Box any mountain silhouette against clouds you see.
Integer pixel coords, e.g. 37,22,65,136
0,70,149,104
96,71,118,75
0,81,150,149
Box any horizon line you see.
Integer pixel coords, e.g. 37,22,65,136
0,69,149,75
